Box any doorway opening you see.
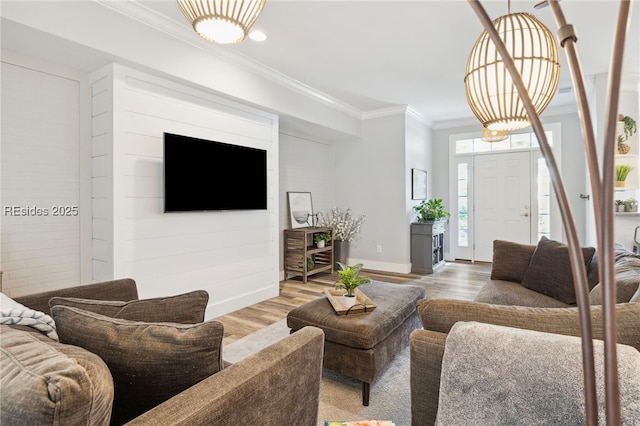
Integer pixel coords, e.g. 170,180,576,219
449,124,561,262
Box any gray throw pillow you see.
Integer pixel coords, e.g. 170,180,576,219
51,306,224,425
589,255,640,305
49,290,208,324
521,236,596,304
490,240,536,283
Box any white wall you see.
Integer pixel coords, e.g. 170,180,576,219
1,54,91,296
332,109,430,273
89,64,279,319
278,131,336,276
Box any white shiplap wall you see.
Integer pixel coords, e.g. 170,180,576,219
90,64,279,318
1,61,83,296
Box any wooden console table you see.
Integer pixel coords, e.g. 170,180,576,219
284,226,334,283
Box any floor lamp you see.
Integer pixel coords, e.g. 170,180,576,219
466,1,632,424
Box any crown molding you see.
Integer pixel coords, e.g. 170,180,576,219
96,0,363,119
361,105,432,126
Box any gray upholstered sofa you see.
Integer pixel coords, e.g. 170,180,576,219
1,279,324,425
410,238,640,425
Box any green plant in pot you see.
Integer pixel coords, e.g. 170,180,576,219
313,232,331,248
617,115,637,154
413,198,451,223
615,164,633,187
623,198,638,213
334,262,370,308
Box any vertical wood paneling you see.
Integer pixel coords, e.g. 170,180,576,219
90,67,115,280
1,62,81,296
92,65,279,318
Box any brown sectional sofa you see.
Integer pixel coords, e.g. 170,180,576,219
1,279,325,425
410,239,640,425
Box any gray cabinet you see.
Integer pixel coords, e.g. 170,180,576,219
410,221,445,274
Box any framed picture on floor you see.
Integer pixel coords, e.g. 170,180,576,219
288,192,313,228
412,168,427,200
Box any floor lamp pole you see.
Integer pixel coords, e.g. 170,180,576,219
468,1,632,424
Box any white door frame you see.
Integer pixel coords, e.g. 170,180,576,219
448,124,562,262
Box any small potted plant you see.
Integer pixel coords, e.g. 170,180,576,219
624,198,638,213
615,164,634,187
413,198,451,223
334,262,370,308
617,115,637,154
313,232,331,248
615,199,626,212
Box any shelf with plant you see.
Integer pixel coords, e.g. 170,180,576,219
313,231,332,248
617,115,637,155
615,164,634,188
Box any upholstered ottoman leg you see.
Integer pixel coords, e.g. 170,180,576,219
363,382,370,406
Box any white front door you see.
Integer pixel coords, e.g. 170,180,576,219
474,152,532,262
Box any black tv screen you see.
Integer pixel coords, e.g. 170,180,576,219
164,133,267,212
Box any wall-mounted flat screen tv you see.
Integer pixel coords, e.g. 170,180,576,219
164,132,267,212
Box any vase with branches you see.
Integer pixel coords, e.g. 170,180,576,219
318,208,367,269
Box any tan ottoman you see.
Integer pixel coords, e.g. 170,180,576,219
286,281,425,406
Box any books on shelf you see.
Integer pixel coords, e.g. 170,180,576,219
324,422,395,426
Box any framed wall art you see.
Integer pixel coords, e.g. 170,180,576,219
287,192,313,228
412,168,427,200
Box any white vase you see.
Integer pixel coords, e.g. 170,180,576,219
316,240,325,248
342,294,357,308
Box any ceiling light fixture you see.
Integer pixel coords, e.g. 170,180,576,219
464,8,560,131
249,29,267,42
481,128,509,143
177,0,266,45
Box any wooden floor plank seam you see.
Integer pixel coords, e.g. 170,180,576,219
216,261,490,344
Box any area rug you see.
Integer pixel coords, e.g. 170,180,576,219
223,319,411,426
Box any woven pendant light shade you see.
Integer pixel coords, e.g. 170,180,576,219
177,0,266,44
481,128,509,142
464,13,560,131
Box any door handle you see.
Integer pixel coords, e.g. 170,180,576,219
521,213,529,217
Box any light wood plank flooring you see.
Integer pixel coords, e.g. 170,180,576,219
215,261,491,345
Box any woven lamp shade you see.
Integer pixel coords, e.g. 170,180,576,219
481,128,509,142
177,0,266,44
465,13,560,131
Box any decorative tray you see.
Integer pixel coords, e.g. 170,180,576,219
324,288,377,315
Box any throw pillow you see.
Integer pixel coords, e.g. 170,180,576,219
521,236,596,304
51,306,224,425
589,254,640,305
49,290,209,324
490,240,536,283
1,325,114,425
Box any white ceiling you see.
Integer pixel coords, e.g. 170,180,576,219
2,1,639,126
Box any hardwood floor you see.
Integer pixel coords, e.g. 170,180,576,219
215,261,491,345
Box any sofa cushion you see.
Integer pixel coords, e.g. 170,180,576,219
51,306,224,425
435,322,640,425
474,279,571,307
521,237,596,304
490,240,536,283
49,290,209,324
1,325,114,425
589,253,640,305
